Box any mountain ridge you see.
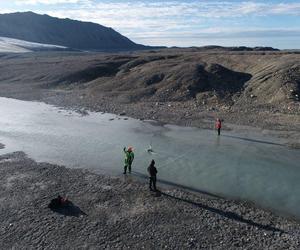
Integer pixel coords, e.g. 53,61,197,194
0,11,148,51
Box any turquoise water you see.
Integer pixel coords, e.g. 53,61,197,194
0,97,299,219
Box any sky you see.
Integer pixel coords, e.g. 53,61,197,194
0,0,300,49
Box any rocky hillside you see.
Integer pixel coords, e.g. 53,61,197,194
1,50,298,105
0,50,299,131
0,12,146,51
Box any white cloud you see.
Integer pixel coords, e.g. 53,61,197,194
0,8,15,14
2,1,300,48
40,1,300,35
12,1,296,13
270,3,300,15
15,0,90,5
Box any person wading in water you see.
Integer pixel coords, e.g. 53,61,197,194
147,159,158,191
123,146,134,174
215,118,222,136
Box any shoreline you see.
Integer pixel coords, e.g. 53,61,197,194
0,151,299,249
1,93,299,148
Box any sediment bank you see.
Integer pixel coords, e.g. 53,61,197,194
0,151,299,249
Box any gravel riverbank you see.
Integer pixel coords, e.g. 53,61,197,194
0,151,299,249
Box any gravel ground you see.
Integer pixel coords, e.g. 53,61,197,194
0,151,299,249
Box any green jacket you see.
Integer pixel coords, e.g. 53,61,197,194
124,149,134,165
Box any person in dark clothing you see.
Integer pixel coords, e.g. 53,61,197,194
48,195,68,209
147,159,158,191
215,118,222,136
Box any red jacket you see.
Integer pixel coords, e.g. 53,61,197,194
216,120,222,129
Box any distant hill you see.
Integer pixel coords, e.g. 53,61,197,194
197,46,280,51
0,12,148,51
169,46,280,52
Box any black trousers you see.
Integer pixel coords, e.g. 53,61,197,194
149,176,157,191
124,163,132,173
217,128,221,135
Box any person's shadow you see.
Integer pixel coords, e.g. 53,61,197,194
150,190,162,197
160,191,284,233
222,134,284,146
49,200,87,217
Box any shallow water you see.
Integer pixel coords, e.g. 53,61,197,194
0,97,300,219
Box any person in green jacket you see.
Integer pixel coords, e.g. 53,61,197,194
123,146,134,174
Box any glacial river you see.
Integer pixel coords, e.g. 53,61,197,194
0,97,299,219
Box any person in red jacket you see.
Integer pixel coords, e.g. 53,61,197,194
215,118,222,136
